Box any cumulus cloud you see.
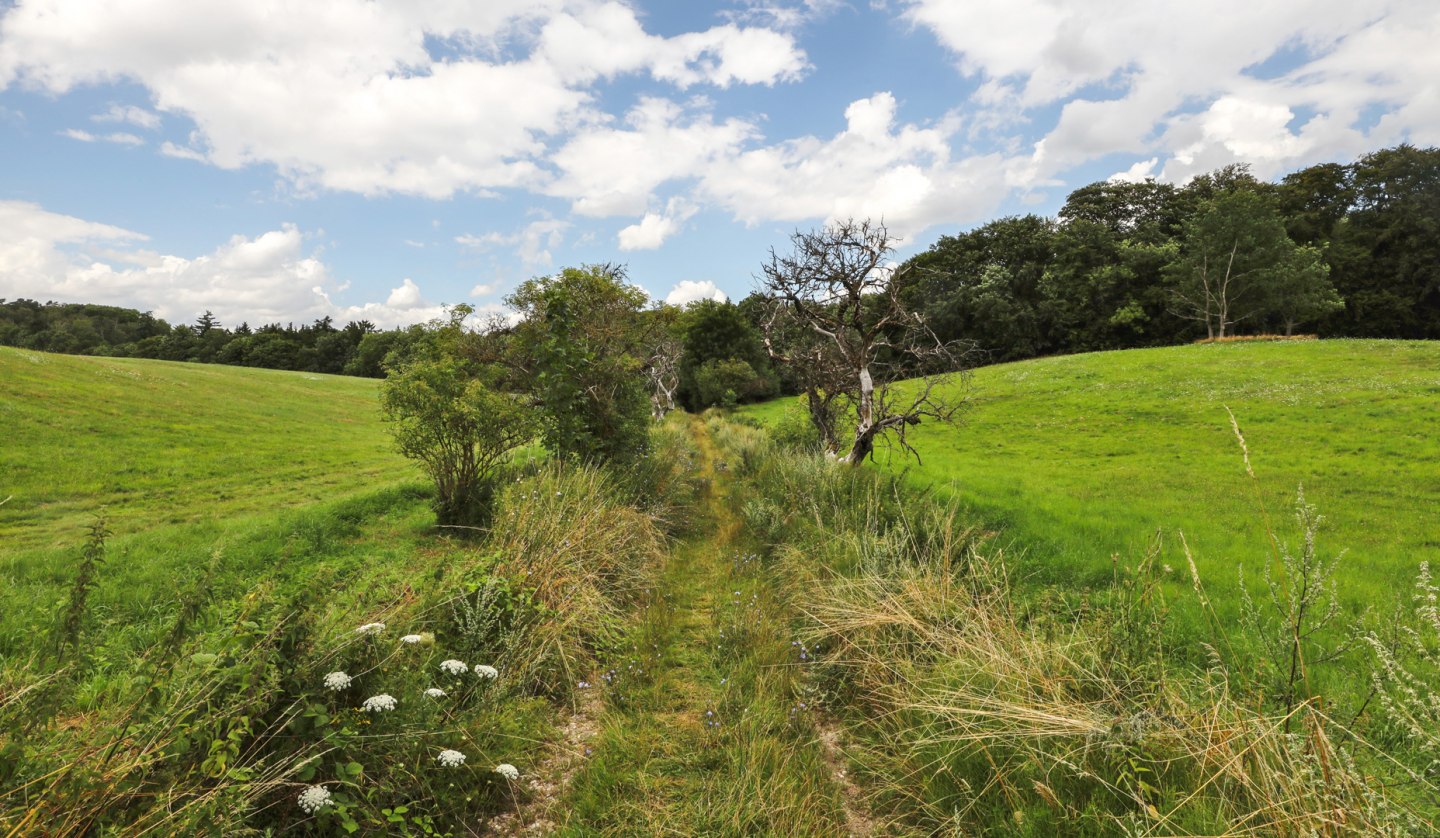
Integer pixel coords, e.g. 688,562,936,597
0,200,441,328
698,91,1012,240
618,198,697,250
664,279,726,306
904,0,1440,182
0,0,806,198
549,97,757,217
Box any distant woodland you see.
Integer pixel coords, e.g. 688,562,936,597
5,144,1436,395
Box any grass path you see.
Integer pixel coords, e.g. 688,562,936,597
543,416,863,836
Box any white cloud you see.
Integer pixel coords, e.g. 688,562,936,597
0,200,441,328
618,198,697,251
457,217,570,267
698,92,1011,240
62,128,144,145
469,281,500,296
549,97,757,217
159,141,206,161
0,0,806,198
93,104,161,130
664,279,726,306
905,0,1440,183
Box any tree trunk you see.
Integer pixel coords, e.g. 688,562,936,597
806,388,839,454
843,428,876,465
844,365,876,465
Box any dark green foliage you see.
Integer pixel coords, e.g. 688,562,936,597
675,298,776,409
508,265,652,464
1328,145,1440,338
894,145,1438,369
1167,190,1335,338
0,299,396,376
904,214,1059,363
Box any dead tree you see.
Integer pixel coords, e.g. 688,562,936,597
761,300,849,455
645,334,681,421
760,218,972,465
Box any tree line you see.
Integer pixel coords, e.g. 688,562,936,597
898,144,1439,363
0,300,426,377
5,143,1435,391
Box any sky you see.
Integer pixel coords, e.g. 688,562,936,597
1,0,1437,329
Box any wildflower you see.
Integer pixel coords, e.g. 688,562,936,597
362,694,397,712
440,659,469,675
400,634,423,644
354,622,386,636
436,749,466,767
425,687,447,698
474,664,499,680
297,784,333,813
577,680,591,689
494,763,520,780
322,671,352,691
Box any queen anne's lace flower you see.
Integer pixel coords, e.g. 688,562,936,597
474,664,499,680
322,671,352,691
494,763,520,780
361,694,397,712
297,785,333,813
354,622,386,636
437,749,466,767
440,659,468,675
400,634,423,644
425,687,447,698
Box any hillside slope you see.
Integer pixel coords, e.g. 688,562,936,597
0,347,416,552
741,339,1440,610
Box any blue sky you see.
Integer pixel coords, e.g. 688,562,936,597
1,0,1436,327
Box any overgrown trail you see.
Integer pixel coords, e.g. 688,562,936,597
544,416,865,836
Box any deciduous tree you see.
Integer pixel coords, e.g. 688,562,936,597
760,219,972,465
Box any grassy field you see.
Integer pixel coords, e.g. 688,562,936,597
740,339,1440,622
0,348,426,660
0,346,418,552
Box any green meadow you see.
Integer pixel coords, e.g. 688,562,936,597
0,346,417,551
741,339,1440,619
0,347,427,660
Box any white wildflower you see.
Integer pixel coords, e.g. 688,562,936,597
494,763,520,780
297,784,333,813
425,687,447,698
474,664,499,680
440,659,468,675
437,749,466,767
322,671,352,691
400,634,423,644
354,622,386,636
361,694,397,712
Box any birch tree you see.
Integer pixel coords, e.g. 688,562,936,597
760,219,972,465
1169,191,1330,338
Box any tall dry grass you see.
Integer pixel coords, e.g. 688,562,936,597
717,419,1438,836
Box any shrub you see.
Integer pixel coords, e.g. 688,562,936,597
380,309,536,527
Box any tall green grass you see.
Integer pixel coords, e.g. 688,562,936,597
0,350,703,835
740,340,1440,639
715,419,1439,835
